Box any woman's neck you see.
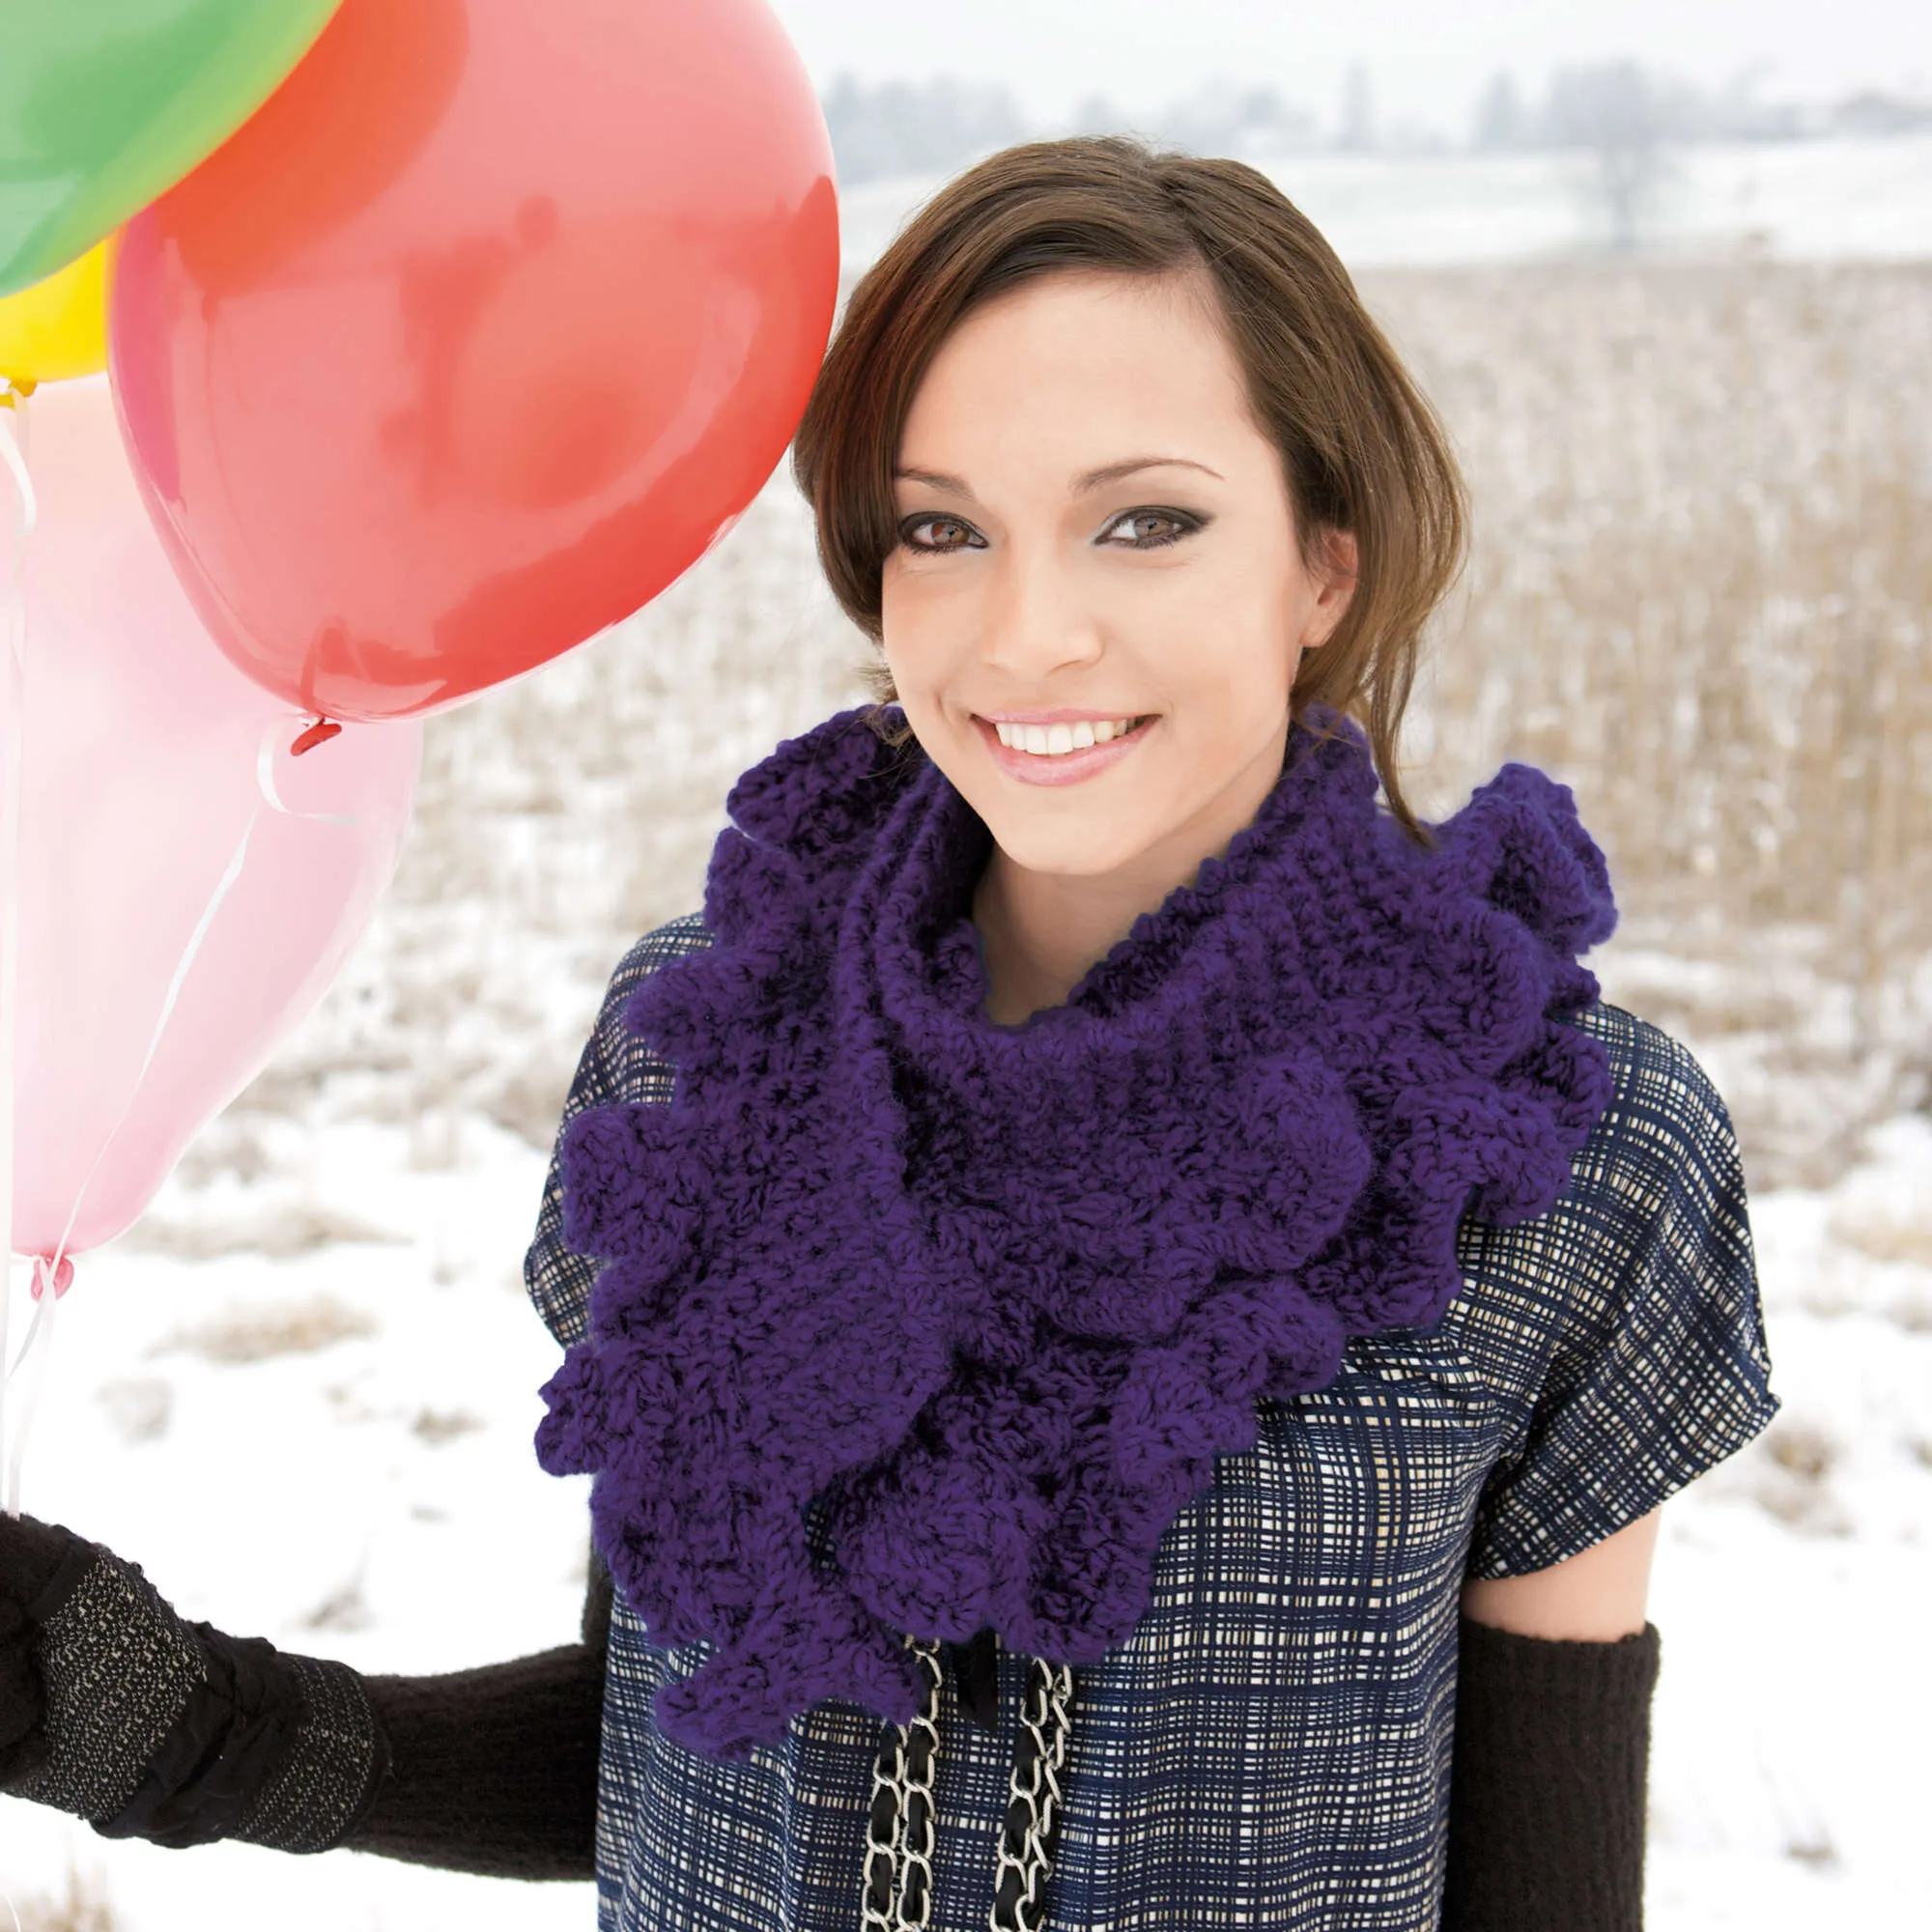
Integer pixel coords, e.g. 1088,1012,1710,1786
971,858,1158,1025
968,721,1290,1026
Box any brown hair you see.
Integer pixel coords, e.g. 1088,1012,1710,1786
790,134,1468,846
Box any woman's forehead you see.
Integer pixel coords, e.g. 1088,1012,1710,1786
896,270,1258,479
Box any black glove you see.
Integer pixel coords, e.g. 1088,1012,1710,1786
0,1509,388,1852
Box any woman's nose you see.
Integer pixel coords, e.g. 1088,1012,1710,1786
978,548,1103,677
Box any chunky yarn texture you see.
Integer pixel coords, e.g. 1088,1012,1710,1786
535,702,1619,1761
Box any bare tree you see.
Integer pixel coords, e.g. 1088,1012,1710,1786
1472,69,1529,151
820,73,1026,185
1541,60,1681,252
1147,81,1321,156
1336,60,1375,152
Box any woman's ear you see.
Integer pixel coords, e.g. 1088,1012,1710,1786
1302,526,1360,649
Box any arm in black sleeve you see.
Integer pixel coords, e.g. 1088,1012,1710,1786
1441,1609,1662,1932
339,1548,613,1879
2,1510,612,1882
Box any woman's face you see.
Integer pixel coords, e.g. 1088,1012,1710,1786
881,266,1357,888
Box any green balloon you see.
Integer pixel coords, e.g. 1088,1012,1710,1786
0,0,343,298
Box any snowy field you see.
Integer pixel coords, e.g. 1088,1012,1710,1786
5,145,1931,1928
2,1058,1926,1929
841,131,1932,270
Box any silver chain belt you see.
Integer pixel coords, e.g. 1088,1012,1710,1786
861,1630,1076,1931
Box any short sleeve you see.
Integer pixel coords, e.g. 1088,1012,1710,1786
1463,1016,1783,1577
524,912,710,1350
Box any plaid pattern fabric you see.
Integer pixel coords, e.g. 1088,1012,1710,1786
526,912,1782,1932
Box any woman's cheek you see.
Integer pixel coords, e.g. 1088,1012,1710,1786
885,570,984,685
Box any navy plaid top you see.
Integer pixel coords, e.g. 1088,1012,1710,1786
526,912,1782,1932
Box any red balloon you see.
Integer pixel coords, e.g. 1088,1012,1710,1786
108,0,838,724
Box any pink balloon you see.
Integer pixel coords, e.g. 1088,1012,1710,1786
8,375,420,1262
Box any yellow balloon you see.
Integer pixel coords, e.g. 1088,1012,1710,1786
0,238,112,387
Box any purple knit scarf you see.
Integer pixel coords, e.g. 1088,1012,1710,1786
534,701,1618,1762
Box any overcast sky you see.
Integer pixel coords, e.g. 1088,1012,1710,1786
768,0,1929,137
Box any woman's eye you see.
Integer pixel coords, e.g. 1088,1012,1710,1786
1099,508,1195,548
899,515,982,553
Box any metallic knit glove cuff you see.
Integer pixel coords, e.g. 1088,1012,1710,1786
99,1622,391,1855
4,1543,388,1855
2,1546,206,1824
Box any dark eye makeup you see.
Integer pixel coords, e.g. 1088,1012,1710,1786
1096,507,1203,548
896,513,986,554
894,505,1207,554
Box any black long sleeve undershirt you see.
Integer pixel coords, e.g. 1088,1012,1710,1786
336,1548,613,1881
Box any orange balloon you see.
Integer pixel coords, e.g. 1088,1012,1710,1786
108,0,838,724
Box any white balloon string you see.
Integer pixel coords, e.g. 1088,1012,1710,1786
0,396,34,534
3,1274,44,1382
12,709,368,1505
43,713,366,1300
0,389,34,1517
0,411,363,1508
45,803,262,1290
13,792,265,1499
4,1258,59,1516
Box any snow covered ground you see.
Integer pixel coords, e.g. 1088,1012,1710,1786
1,1086,1925,1927
4,134,1929,1930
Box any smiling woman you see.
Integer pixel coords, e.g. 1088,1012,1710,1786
882,267,1368,1021
791,138,1468,1034
795,138,1464,846
0,133,1779,1932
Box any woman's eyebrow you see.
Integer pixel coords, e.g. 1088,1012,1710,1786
1074,455,1225,491
891,456,1225,493
892,467,971,492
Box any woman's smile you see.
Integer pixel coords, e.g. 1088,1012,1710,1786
973,710,1158,785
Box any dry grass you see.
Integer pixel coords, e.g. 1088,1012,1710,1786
1748,1414,1854,1537
300,1577,373,1633
1366,258,1932,1184
150,1294,378,1366
1378,258,1932,939
411,1405,486,1445
203,257,1928,1197
1827,1197,1932,1268
94,1378,173,1446
0,1865,117,1932
122,1204,405,1261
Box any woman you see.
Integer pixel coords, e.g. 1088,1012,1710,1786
1,137,1780,1930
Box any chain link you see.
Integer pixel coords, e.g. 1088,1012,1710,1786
987,1656,1076,1931
896,1637,943,1928
861,1721,906,1932
861,1629,1077,1932
863,1635,944,1930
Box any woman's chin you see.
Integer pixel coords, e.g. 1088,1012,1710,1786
973,805,1158,884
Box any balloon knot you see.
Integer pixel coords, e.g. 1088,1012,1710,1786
30,1256,74,1301
291,718,343,757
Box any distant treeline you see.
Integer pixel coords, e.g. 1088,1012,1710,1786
822,61,1932,186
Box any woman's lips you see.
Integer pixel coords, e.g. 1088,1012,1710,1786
974,714,1156,786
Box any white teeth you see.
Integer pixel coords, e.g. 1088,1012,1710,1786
994,717,1141,755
